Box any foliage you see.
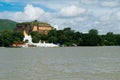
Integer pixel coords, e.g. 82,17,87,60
82,29,100,46
1,19,119,47
0,31,23,47
30,31,41,43
89,29,98,35
0,31,13,47
0,27,120,47
12,31,23,42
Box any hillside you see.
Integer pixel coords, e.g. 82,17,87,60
0,19,18,31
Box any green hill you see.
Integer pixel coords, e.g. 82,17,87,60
0,19,18,31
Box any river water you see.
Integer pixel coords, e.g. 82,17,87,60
0,47,120,80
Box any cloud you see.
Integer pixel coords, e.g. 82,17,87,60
92,10,120,34
59,5,86,18
81,0,98,4
100,10,120,21
80,0,120,8
115,11,120,20
0,4,52,22
93,21,120,34
0,0,120,34
24,4,44,20
100,14,111,21
101,1,119,7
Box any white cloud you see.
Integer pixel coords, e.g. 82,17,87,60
80,0,120,8
81,0,98,4
0,11,13,19
75,16,88,22
13,12,28,21
24,4,45,20
92,10,120,34
0,4,52,22
102,10,120,21
59,5,86,17
101,1,119,7
0,0,120,34
53,25,59,30
100,14,111,21
115,11,120,20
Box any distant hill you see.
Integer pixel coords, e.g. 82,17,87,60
0,19,18,31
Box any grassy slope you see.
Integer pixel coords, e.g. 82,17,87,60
0,19,18,31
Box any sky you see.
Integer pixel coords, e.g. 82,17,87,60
0,0,120,34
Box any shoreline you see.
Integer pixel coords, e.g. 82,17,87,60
0,46,119,48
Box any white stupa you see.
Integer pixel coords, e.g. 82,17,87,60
23,30,59,47
23,30,33,44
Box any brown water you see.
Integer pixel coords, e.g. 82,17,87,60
0,47,120,80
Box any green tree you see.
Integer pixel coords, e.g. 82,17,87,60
63,27,76,46
114,34,120,45
104,32,116,45
0,31,13,47
12,31,23,42
47,29,58,43
73,32,82,46
81,29,100,46
89,29,98,35
30,31,41,43
57,30,66,45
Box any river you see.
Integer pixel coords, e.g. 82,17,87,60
0,47,120,80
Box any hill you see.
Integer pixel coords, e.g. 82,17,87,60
0,19,18,31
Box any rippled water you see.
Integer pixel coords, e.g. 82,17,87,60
0,47,120,80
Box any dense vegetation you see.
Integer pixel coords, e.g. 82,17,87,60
0,28,120,47
0,19,17,31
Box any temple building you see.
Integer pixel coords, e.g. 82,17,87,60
32,25,53,35
12,42,25,47
15,21,53,35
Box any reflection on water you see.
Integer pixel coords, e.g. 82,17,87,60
0,47,120,80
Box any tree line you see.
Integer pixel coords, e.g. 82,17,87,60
0,28,120,47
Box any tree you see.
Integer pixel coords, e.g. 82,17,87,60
48,36,57,43
82,29,100,46
47,30,58,43
104,32,116,45
30,31,41,43
12,31,23,42
0,31,13,47
33,20,38,26
89,29,98,35
72,32,82,46
57,30,66,45
63,27,76,46
48,29,57,38
114,34,120,45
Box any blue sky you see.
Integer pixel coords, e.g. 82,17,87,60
0,2,24,11
0,0,120,34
